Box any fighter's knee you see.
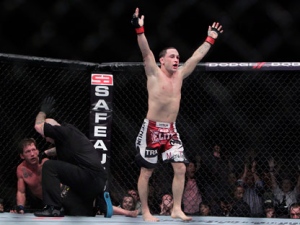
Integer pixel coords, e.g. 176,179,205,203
140,167,153,179
173,163,186,175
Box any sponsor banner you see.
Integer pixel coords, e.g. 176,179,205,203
90,73,113,170
205,62,300,71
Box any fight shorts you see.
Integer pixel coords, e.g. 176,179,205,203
135,119,189,168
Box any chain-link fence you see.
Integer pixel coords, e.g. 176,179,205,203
1,54,300,217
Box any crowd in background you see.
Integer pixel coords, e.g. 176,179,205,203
2,143,300,219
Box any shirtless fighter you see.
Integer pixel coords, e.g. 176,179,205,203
131,7,223,222
14,138,55,213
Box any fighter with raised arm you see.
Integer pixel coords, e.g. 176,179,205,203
131,7,223,222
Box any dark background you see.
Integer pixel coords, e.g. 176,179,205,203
1,0,300,212
0,0,299,63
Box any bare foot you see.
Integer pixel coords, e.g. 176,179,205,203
126,210,139,217
171,210,192,221
142,212,160,222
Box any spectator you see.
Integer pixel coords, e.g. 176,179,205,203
183,161,203,215
128,189,142,214
261,169,275,208
227,172,238,190
199,201,211,216
112,194,138,217
120,194,136,211
230,185,251,217
211,196,233,217
159,194,173,216
202,143,232,205
269,158,300,218
238,160,264,217
263,200,276,218
290,202,300,219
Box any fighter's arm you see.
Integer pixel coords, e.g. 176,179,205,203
39,147,56,163
44,147,57,157
35,112,46,136
132,8,159,77
34,97,55,136
16,168,26,213
180,22,223,79
113,206,138,217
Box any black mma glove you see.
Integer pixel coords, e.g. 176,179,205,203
211,27,221,35
39,151,47,164
205,24,223,45
40,96,55,116
131,14,144,34
206,28,221,44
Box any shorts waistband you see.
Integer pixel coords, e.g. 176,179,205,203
144,119,175,129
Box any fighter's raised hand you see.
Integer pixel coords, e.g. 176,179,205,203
131,7,145,34
40,96,55,116
208,22,223,39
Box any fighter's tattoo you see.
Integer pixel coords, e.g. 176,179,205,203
21,167,32,178
35,112,46,125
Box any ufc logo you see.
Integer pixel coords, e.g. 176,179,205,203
91,74,113,85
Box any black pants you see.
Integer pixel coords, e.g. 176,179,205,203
42,160,106,216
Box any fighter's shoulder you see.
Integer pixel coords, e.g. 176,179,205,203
16,162,26,176
40,158,49,164
17,161,26,169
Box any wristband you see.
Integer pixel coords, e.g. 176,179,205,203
205,36,215,45
135,26,144,34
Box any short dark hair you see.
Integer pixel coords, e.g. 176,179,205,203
18,138,37,154
290,202,300,209
158,47,176,58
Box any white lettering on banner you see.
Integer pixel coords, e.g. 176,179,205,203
271,62,300,66
93,99,109,111
91,73,113,166
95,86,109,96
95,112,107,123
94,126,107,137
101,154,106,164
208,62,300,67
208,63,254,67
94,140,108,150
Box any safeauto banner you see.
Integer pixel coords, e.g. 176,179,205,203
90,73,113,170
